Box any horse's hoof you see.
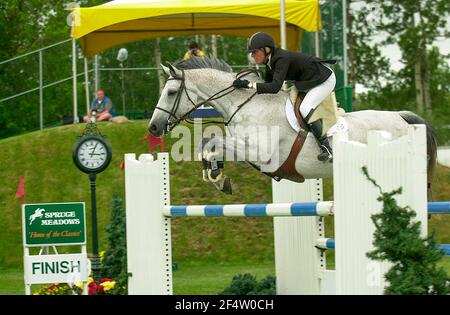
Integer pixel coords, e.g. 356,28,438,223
210,169,221,180
221,177,232,195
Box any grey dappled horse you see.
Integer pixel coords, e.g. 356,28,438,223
148,56,437,195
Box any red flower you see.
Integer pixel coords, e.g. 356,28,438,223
87,278,115,295
48,284,58,291
88,281,99,295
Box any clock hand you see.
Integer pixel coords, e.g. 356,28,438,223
90,143,99,157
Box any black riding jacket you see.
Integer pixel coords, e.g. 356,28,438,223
256,48,336,94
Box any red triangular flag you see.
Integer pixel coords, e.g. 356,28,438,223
120,161,125,170
15,176,26,204
144,134,165,152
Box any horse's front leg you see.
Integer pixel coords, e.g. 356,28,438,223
197,136,237,194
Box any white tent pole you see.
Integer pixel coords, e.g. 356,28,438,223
342,0,348,86
39,50,44,130
315,26,320,56
72,39,79,124
94,55,99,93
84,57,90,116
280,0,287,49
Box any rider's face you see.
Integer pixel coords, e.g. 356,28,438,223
251,49,266,65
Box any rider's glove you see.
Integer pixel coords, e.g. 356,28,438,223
232,79,251,89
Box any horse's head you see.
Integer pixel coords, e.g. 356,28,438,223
149,56,235,137
148,63,202,137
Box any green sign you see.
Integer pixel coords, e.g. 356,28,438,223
22,202,86,246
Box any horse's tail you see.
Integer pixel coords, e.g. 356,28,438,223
398,111,438,199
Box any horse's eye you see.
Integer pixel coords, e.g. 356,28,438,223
167,90,177,96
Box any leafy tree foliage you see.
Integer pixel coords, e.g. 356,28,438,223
363,166,449,294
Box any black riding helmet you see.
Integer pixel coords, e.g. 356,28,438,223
247,32,275,53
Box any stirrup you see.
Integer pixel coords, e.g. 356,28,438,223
318,145,333,162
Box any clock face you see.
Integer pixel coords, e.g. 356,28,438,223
77,139,108,170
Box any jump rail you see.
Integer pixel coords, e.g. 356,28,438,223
163,201,450,217
316,237,450,256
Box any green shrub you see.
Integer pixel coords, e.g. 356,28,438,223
218,273,276,295
101,193,128,294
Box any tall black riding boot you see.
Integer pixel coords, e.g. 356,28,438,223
308,120,333,162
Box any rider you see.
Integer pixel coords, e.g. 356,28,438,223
232,32,336,162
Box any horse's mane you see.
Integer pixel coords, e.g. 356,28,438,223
174,55,233,73
174,55,263,82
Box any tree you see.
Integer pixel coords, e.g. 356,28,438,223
365,0,450,115
363,167,449,294
346,1,393,95
0,0,105,137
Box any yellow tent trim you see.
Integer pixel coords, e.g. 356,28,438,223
72,0,321,57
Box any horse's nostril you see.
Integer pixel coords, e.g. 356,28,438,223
150,124,157,131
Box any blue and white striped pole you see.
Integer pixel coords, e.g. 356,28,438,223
163,201,450,217
316,238,450,256
163,201,334,217
316,238,335,250
428,202,450,214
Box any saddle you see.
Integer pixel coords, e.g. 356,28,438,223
263,92,343,183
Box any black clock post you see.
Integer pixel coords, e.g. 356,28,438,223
89,172,100,280
72,115,112,281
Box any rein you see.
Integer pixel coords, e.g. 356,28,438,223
155,68,259,131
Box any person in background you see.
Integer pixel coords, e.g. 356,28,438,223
83,89,114,122
183,41,205,60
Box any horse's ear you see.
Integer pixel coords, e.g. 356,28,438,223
167,63,182,78
161,64,170,76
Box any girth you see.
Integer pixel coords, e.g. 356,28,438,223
262,129,308,183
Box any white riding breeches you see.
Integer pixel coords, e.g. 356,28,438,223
299,69,336,119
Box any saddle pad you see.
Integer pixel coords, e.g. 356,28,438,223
285,98,301,133
284,98,349,137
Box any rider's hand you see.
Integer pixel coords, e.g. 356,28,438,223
233,79,251,89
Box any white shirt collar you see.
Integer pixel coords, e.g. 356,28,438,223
266,53,273,69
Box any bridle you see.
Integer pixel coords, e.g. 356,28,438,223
154,68,258,132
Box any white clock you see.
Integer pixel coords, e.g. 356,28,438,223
73,136,112,174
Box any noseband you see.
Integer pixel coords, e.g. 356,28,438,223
155,69,258,132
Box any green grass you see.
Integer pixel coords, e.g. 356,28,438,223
0,269,24,295
173,261,275,295
0,262,275,295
